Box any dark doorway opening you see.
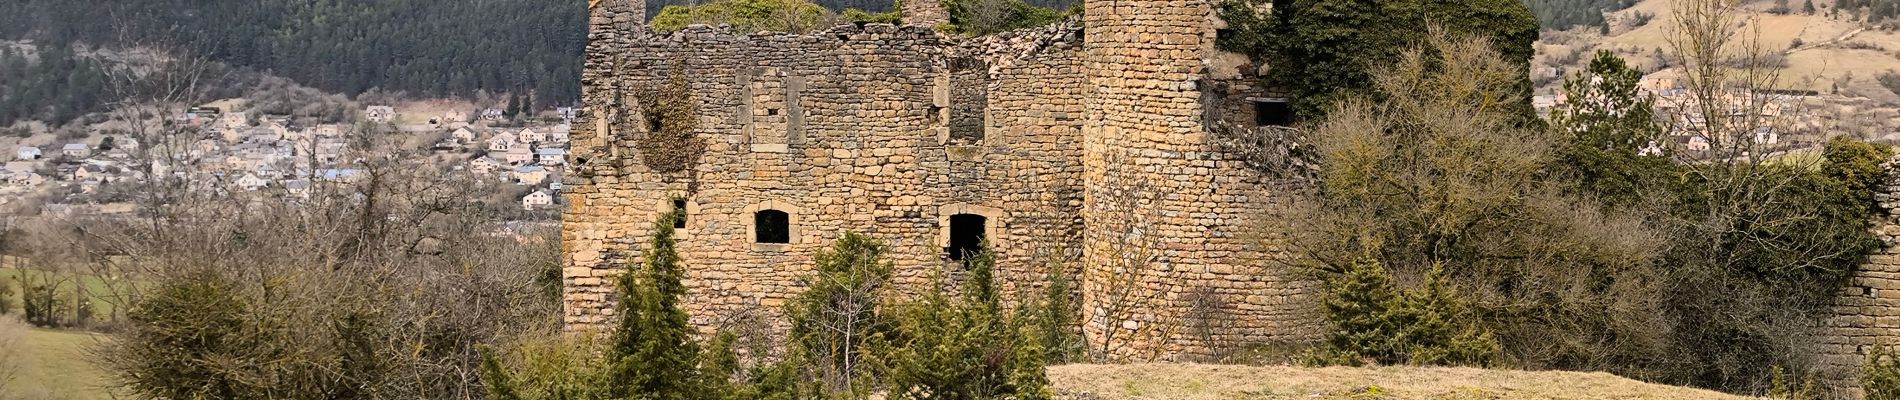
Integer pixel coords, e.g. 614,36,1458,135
755,210,789,244
947,214,987,261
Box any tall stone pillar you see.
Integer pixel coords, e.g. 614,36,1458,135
563,0,646,329
1079,0,1322,360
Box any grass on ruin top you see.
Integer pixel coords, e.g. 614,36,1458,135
1048,363,1756,400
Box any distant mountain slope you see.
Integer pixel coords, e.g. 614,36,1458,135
0,0,587,110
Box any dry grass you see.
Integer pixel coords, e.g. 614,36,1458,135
1049,364,1756,400
3,323,116,400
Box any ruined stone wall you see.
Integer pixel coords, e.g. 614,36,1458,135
564,20,1089,332
1817,157,1900,398
1080,0,1321,360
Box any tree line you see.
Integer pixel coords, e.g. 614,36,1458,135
0,46,113,125
0,0,587,113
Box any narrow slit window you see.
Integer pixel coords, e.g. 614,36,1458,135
672,198,688,229
946,214,987,261
755,210,790,244
1252,98,1294,127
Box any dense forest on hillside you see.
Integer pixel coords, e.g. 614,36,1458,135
0,46,114,125
0,0,1090,127
1523,0,1641,29
0,0,587,114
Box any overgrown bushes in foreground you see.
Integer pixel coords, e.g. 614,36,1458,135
481,211,1075,399
1288,30,1894,394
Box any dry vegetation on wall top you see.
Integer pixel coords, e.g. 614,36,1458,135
1047,364,1757,400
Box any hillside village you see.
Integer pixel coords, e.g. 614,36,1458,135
0,101,575,218
1531,0,1900,150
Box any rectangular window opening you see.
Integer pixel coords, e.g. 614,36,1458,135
947,214,987,261
1253,98,1294,127
755,210,790,244
672,198,688,229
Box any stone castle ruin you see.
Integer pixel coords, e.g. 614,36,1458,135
565,0,1317,358
562,0,1900,383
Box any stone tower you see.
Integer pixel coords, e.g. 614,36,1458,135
1080,0,1322,358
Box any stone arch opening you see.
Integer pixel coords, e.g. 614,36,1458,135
755,209,790,244
947,213,988,261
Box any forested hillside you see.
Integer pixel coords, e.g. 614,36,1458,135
0,0,587,112
1525,0,1642,29
0,46,113,125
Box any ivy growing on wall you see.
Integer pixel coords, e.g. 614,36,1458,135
637,65,705,175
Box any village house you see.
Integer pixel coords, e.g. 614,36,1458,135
264,121,291,138
470,157,502,174
284,179,312,198
442,111,468,124
431,138,461,152
365,105,397,123
536,147,566,165
522,190,554,210
236,173,269,190
549,125,571,142
283,127,310,142
512,165,547,185
556,107,576,121
220,111,249,129
451,126,480,142
504,146,535,165
5,171,44,186
487,132,517,152
518,127,545,143
315,124,344,138
15,146,41,160
61,143,90,157
71,165,103,181
480,108,506,121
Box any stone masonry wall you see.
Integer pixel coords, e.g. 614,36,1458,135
571,0,1322,360
1080,0,1321,360
565,18,1089,333
1817,157,1900,398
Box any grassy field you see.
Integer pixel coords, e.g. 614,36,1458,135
1049,364,1756,400
7,327,116,400
5,330,1762,400
0,266,130,322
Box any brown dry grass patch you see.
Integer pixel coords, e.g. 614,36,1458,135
1049,364,1756,400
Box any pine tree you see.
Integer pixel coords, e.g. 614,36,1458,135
1549,51,1674,210
1805,0,1818,14
886,246,1051,400
603,209,713,400
505,92,522,119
